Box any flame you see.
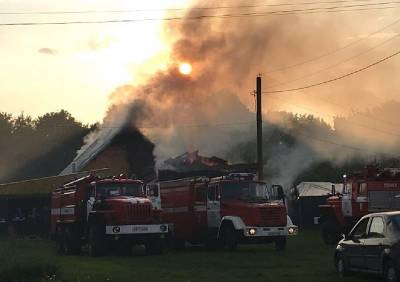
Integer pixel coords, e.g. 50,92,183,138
179,62,192,75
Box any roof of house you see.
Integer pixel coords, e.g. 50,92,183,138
60,127,121,175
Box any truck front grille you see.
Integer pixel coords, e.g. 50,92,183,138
127,203,151,219
259,207,287,227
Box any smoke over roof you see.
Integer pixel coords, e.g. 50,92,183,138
66,0,400,186
60,126,120,175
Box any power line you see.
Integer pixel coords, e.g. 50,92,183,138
43,118,368,151
1,2,399,26
276,90,400,128
312,96,400,127
0,0,387,15
266,95,400,137
268,3,399,13
296,131,364,151
263,48,400,94
266,17,400,74
266,30,400,89
44,121,255,129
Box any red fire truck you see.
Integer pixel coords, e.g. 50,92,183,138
319,165,400,244
51,174,168,256
150,173,297,250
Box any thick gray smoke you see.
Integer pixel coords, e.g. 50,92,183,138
79,0,400,187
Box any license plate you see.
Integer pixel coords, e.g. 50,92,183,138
132,226,149,232
269,231,280,236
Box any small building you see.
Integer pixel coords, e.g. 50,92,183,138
289,182,343,227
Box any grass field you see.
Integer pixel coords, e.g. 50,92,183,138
0,230,382,282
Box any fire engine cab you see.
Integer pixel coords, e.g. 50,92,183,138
51,174,168,256
150,172,297,250
320,164,400,244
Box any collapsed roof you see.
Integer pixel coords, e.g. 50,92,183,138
161,150,228,172
296,182,343,197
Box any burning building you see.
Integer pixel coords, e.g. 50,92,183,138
60,126,155,179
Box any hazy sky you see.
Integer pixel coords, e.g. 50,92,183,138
0,0,190,123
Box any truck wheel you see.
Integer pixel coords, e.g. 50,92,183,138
205,238,218,251
7,223,16,238
88,225,105,257
62,226,81,255
56,226,65,254
275,236,287,251
321,220,341,245
114,241,132,256
384,261,399,282
335,255,351,278
145,236,164,255
170,239,186,251
221,225,237,251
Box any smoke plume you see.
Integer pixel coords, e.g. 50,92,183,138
80,0,400,186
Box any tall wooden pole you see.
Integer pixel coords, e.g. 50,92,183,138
256,75,263,181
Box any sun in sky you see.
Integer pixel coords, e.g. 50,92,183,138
179,62,192,75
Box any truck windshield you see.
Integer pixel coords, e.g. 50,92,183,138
221,182,268,201
96,183,143,198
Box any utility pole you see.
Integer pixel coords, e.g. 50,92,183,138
256,74,263,181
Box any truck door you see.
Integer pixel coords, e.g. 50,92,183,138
146,183,161,210
194,184,207,227
207,184,221,228
87,185,95,220
342,183,353,217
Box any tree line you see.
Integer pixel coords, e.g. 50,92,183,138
0,110,92,182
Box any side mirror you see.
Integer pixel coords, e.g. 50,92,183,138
351,234,362,243
152,186,159,197
146,185,159,197
97,194,106,202
277,185,285,200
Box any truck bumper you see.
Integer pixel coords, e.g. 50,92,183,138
243,225,298,237
105,224,168,235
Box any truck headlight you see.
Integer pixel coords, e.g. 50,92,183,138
288,227,297,235
160,225,167,232
249,228,257,235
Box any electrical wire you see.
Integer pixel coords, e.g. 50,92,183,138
266,95,400,137
262,48,400,94
295,131,364,151
38,119,368,151
266,17,400,73
1,2,399,26
0,0,389,15
266,30,400,90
